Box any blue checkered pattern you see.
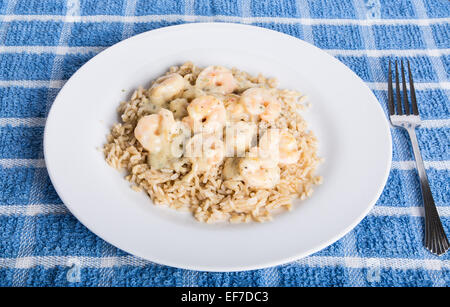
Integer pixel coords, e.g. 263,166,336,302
0,0,449,287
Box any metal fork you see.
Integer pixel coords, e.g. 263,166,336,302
388,59,449,255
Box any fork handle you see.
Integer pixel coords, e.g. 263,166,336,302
406,127,449,255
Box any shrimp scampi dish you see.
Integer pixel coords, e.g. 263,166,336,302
104,62,322,223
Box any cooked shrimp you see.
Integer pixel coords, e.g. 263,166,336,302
185,134,225,171
134,108,176,153
223,94,240,108
183,95,226,133
224,94,249,122
257,129,280,163
224,121,256,156
258,129,299,165
278,131,300,165
239,156,280,189
223,129,295,187
195,66,237,95
149,73,187,106
240,87,281,122
223,155,280,189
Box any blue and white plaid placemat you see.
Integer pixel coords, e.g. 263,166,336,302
0,0,449,287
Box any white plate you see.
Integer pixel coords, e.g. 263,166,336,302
44,23,392,272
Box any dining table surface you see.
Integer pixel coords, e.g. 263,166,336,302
0,0,449,287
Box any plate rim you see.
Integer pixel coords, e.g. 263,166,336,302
44,22,392,272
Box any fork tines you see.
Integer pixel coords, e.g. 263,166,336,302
388,59,419,117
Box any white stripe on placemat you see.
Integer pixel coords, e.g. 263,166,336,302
0,118,47,127
0,255,448,270
391,160,450,170
368,81,450,90
297,256,449,270
295,0,314,45
0,14,448,25
0,159,46,168
1,45,449,57
120,0,137,40
419,119,450,128
0,204,68,215
370,206,450,217
326,48,450,57
0,204,448,217
44,0,79,115
347,0,381,286
0,45,106,54
0,80,66,88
